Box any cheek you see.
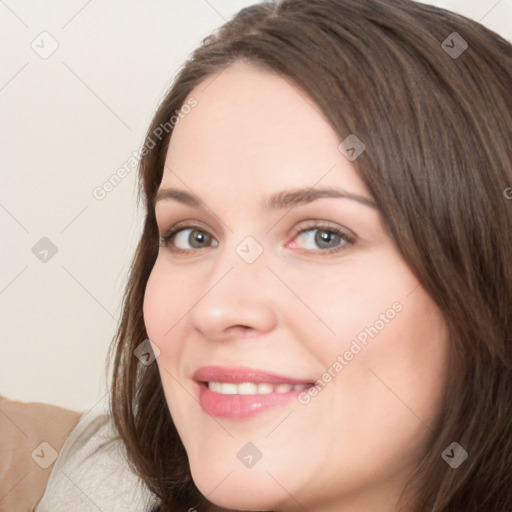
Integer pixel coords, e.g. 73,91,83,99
306,251,449,425
354,291,449,388
142,261,209,364
142,263,187,351
327,282,450,436
297,252,423,360
142,269,166,342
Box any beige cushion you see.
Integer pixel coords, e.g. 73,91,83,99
0,394,82,512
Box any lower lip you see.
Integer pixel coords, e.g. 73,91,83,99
198,383,305,419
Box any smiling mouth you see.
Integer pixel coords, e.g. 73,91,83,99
197,380,315,419
204,381,312,395
193,366,316,418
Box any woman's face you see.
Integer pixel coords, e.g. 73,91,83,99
143,61,450,511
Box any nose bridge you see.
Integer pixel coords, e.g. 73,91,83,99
189,232,277,338
233,234,266,267
212,233,268,295
215,196,273,270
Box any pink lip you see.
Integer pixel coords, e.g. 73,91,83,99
193,365,313,385
193,366,314,419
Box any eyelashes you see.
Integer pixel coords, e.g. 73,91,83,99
158,219,356,256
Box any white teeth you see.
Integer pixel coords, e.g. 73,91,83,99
238,382,258,395
208,381,221,393
257,383,274,394
275,384,293,393
208,382,305,395
209,382,238,394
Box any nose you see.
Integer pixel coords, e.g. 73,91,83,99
189,245,279,342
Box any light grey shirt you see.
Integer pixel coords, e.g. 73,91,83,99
35,406,159,511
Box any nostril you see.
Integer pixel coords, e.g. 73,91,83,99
228,325,255,337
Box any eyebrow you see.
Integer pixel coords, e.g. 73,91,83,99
154,186,378,210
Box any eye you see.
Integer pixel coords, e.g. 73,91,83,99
288,220,355,254
159,222,217,253
158,220,355,255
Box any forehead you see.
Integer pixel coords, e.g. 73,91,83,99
160,61,369,201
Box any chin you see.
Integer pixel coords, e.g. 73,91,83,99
189,461,287,511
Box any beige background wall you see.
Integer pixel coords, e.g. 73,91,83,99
1,0,511,413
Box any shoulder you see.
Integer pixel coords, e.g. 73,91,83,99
0,394,82,512
34,402,160,511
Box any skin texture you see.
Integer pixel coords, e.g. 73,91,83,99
143,61,450,512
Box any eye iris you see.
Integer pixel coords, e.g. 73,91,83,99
316,230,340,249
189,229,209,248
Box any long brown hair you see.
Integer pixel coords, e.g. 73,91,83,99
106,1,512,510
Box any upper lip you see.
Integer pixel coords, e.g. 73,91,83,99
193,365,314,385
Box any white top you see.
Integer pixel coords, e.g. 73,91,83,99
35,406,160,511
